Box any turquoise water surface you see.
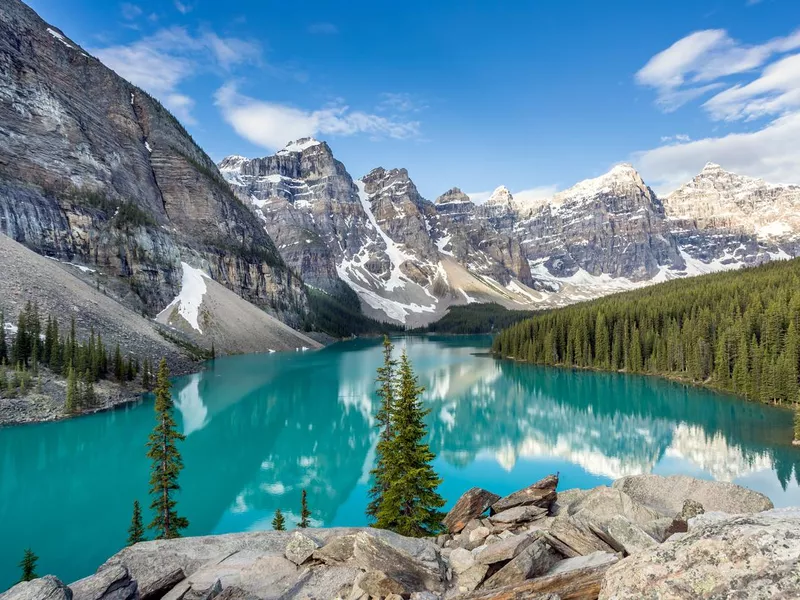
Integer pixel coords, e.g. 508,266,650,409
2,334,800,590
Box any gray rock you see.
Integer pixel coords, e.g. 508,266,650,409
467,526,491,546
283,531,321,565
447,548,475,575
183,579,221,600
442,488,501,534
567,486,663,531
549,488,590,517
612,474,774,516
312,534,356,564
600,508,800,599
137,568,185,600
547,516,615,557
604,515,658,556
546,550,619,576
679,498,705,521
474,533,536,565
481,536,560,590
410,593,441,600
489,505,548,524
69,565,137,600
454,564,490,594
354,571,408,597
351,530,444,592
491,475,559,514
0,577,72,600
211,588,257,600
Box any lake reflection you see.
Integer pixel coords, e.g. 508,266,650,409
1,335,799,588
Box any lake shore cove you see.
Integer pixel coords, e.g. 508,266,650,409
3,474,793,600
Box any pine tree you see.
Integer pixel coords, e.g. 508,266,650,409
18,548,38,582
298,489,310,528
367,336,397,521
272,508,286,531
146,359,189,539
65,367,78,414
0,309,7,365
127,500,146,545
83,369,96,407
114,344,123,383
794,404,800,444
373,351,445,537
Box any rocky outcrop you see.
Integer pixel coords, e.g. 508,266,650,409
442,488,500,534
600,509,800,599
0,0,307,326
6,474,792,600
611,473,774,515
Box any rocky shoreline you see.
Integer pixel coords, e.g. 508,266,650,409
3,474,795,600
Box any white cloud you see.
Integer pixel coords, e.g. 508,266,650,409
214,82,421,150
703,53,800,121
636,28,800,111
467,185,558,206
174,0,193,14
634,111,800,194
307,22,338,35
377,92,427,113
93,27,261,125
120,3,142,20
660,134,692,143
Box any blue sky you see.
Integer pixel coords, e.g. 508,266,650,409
28,0,800,200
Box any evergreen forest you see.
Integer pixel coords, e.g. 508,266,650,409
492,258,800,404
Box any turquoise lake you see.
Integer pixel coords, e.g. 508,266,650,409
2,334,800,590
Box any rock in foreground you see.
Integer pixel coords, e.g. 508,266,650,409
600,508,800,599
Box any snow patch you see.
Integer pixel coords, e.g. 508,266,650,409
157,262,209,333
278,138,322,155
46,28,73,48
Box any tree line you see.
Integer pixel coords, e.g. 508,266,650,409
0,302,157,412
493,258,800,409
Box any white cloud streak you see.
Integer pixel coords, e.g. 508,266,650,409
214,82,421,150
636,28,800,111
93,27,261,125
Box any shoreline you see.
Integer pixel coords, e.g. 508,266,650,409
495,352,800,414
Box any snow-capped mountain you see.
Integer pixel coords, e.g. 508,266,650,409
220,141,800,325
663,162,800,240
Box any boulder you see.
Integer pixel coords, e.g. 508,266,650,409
612,474,773,516
70,565,137,600
489,505,548,525
447,547,474,575
211,587,257,600
455,564,490,594
568,486,663,531
679,498,705,521
547,516,615,557
0,577,72,600
604,515,658,556
465,550,618,600
474,533,536,565
468,526,491,546
351,530,444,593
355,571,408,597
491,475,558,514
311,534,356,564
549,488,590,517
481,536,560,590
443,488,501,534
283,531,321,565
137,568,185,600
600,508,800,599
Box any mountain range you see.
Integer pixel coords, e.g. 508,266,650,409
1,0,800,340
220,140,800,326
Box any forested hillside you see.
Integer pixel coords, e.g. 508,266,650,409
417,303,537,334
493,259,800,404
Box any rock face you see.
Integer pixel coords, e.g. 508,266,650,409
443,487,501,533
600,509,800,599
612,474,774,516
0,577,72,600
0,0,306,328
69,565,137,600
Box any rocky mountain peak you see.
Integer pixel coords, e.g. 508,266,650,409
217,154,249,172
486,185,514,207
276,137,324,155
435,187,472,205
548,163,650,209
